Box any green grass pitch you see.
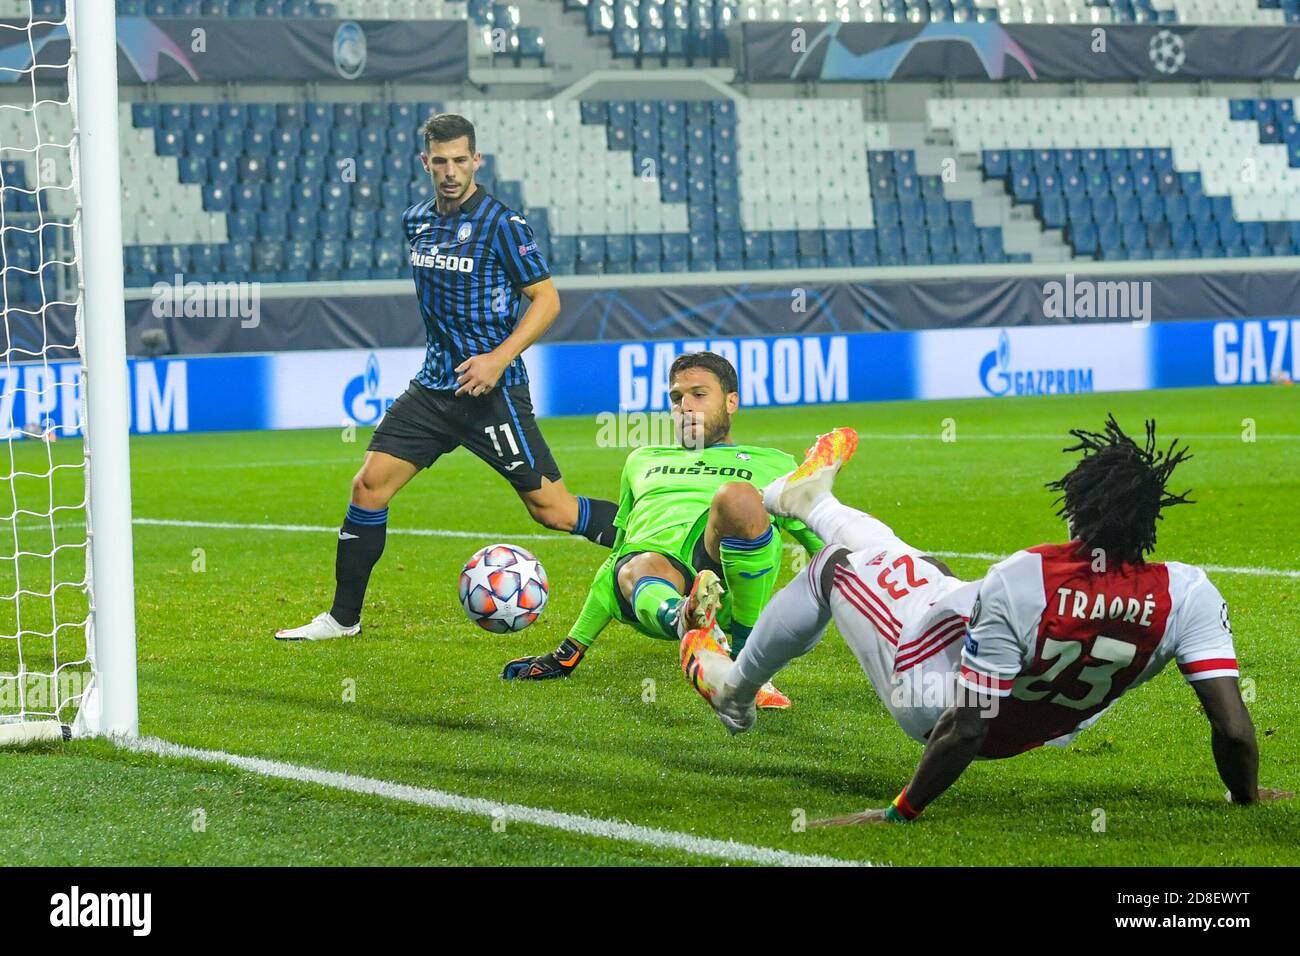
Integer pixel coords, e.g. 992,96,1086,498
2,384,1298,866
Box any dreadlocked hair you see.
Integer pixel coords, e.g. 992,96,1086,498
1046,414,1194,566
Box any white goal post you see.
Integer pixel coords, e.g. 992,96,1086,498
0,0,137,744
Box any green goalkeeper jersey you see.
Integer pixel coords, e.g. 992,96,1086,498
610,443,823,557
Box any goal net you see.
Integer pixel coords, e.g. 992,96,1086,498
0,0,136,745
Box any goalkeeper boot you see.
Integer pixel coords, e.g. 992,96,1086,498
274,612,360,641
761,426,859,522
680,627,757,735
674,569,725,639
501,638,586,680
755,682,792,710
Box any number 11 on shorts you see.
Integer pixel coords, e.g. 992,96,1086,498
485,422,521,458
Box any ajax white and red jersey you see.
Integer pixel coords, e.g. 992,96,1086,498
960,542,1238,758
827,541,981,745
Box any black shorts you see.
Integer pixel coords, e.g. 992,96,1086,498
368,380,561,492
611,534,723,623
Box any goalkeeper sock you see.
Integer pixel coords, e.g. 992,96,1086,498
571,496,619,547
727,622,752,660
720,525,782,654
329,503,387,628
631,576,681,639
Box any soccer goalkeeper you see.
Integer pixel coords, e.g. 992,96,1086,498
501,350,825,709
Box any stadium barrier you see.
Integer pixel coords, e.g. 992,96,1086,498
2,317,1294,437
0,16,467,84
102,265,1300,358
741,21,1300,82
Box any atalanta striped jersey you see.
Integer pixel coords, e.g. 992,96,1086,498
402,184,550,391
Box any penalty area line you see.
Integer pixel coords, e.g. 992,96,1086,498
119,736,866,868
127,517,1300,580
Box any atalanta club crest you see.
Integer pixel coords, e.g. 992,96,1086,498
333,22,366,80
457,222,473,243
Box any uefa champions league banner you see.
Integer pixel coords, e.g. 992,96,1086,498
0,17,467,85
122,268,1300,357
4,319,1297,438
741,22,1300,82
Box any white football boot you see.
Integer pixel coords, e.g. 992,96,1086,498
673,569,726,640
761,426,859,522
274,612,360,641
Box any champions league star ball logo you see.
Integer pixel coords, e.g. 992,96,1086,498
1149,30,1185,76
333,22,367,80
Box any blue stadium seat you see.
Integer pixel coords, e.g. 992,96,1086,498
823,230,851,268
189,244,218,277
633,234,662,272
1069,221,1098,255
741,232,770,269
177,156,206,184
342,242,374,280
257,211,287,238
576,236,607,275
201,184,232,211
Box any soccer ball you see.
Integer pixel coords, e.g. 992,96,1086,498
459,543,549,633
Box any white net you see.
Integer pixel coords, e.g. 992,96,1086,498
0,0,92,734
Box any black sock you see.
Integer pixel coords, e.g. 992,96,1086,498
329,504,387,627
570,496,619,547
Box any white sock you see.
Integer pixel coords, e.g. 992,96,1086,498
805,494,908,553
728,558,832,698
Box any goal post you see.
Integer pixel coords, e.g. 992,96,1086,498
0,0,137,743
69,0,138,738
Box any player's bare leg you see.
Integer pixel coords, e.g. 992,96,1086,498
701,481,792,709
518,476,620,547
275,451,418,641
615,551,690,639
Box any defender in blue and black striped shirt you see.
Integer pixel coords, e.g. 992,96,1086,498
276,113,619,643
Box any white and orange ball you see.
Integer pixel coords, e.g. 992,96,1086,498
459,543,549,633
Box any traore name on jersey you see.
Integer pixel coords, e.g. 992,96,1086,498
960,541,1238,758
402,185,549,391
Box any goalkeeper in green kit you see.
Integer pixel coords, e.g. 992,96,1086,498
502,351,823,708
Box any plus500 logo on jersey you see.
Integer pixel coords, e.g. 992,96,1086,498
411,247,475,272
644,464,755,481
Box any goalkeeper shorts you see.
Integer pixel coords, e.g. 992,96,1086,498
610,525,724,627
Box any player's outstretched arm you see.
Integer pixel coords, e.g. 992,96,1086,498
1190,676,1291,804
810,698,991,826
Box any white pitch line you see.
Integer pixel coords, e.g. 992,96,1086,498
119,736,863,868
132,517,564,542
126,517,1300,580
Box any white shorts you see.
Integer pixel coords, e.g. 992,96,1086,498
821,515,981,744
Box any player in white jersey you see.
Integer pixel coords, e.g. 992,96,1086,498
682,420,1291,823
